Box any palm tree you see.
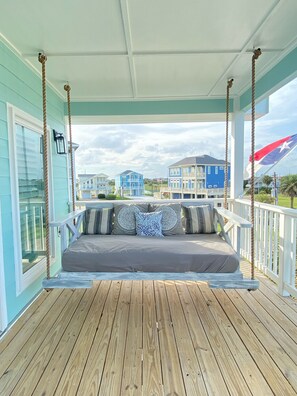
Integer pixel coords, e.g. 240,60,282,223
280,175,297,208
262,175,273,188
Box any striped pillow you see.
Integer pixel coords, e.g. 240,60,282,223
84,208,113,235
182,205,215,234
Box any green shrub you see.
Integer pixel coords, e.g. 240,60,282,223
106,194,116,200
259,186,271,194
98,193,106,199
255,193,274,204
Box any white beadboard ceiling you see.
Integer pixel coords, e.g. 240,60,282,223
0,0,297,101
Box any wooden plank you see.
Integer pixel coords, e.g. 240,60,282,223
142,281,163,396
31,286,98,396
0,290,48,354
197,283,273,395
244,287,297,344
50,209,85,227
225,289,297,392
213,288,296,395
59,270,243,282
121,281,143,395
208,279,259,289
154,281,186,396
0,289,76,395
10,288,87,396
76,281,122,396
98,281,132,396
176,281,251,396
43,281,111,396
42,278,93,288
216,208,252,228
258,273,297,314
0,289,65,377
164,282,209,395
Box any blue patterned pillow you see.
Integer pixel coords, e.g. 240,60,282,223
135,211,164,237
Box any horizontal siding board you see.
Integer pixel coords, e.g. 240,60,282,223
0,119,8,139
0,102,7,122
0,158,9,175
0,138,9,158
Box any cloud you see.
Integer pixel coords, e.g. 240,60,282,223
73,78,297,178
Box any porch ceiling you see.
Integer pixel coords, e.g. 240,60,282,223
0,0,297,102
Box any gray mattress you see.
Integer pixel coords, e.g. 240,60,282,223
62,234,239,273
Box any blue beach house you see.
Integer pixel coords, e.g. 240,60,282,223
166,155,230,199
115,170,144,196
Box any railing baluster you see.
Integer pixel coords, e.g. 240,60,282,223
234,199,297,297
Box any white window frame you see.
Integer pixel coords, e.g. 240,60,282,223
8,105,55,295
0,201,8,332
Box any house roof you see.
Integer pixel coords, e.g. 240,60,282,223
116,170,143,177
170,155,229,167
78,173,109,182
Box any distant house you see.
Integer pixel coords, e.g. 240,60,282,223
115,170,144,197
164,155,230,199
77,173,111,199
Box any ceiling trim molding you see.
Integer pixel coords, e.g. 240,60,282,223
120,0,137,98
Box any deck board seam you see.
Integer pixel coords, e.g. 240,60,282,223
214,288,297,395
196,283,272,395
29,288,89,396
0,289,75,395
190,282,253,395
96,281,124,395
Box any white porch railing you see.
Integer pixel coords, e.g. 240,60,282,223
234,199,297,297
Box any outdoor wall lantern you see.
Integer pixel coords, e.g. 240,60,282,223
53,129,66,154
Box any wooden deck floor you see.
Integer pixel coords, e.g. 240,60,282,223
1,267,297,395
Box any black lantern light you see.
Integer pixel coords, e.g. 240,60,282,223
53,129,66,154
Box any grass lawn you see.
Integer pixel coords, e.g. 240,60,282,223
276,195,296,209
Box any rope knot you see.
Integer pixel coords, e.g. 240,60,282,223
64,84,71,93
253,48,262,60
227,78,234,89
38,53,47,64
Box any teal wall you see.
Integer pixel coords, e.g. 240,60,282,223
68,98,231,117
0,40,68,325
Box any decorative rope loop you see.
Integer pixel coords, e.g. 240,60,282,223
250,48,261,280
64,84,75,213
38,53,51,280
224,78,233,210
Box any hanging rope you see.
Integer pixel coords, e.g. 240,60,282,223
38,53,51,280
64,84,75,213
224,78,233,210
250,48,261,280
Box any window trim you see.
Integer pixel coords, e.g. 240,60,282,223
8,105,55,295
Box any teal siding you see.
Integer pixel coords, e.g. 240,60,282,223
69,98,232,117
0,40,68,325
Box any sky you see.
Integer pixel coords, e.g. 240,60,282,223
73,78,297,179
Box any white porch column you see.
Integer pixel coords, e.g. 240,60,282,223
231,98,245,199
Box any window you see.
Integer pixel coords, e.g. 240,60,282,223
9,107,54,294
208,166,211,174
215,166,218,174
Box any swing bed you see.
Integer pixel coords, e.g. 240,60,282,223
38,50,261,290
